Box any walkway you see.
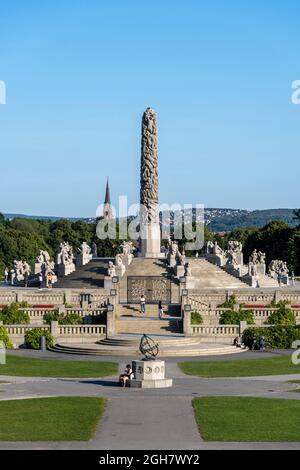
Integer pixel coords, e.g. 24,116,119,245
1,353,300,449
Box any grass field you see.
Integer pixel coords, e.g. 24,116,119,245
193,396,300,441
0,396,106,441
0,355,118,378
180,355,300,377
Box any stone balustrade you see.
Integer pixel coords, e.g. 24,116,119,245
5,323,106,348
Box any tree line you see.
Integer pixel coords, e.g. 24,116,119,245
0,211,299,277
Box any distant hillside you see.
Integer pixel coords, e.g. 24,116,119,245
205,208,297,232
3,213,93,223
3,208,298,232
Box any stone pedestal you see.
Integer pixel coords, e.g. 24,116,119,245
104,276,113,289
167,254,177,268
57,263,75,278
76,253,92,268
140,223,161,258
115,265,125,278
123,253,133,267
185,276,195,289
34,263,42,275
175,265,185,278
130,360,173,388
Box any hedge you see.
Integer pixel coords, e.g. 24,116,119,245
242,326,300,349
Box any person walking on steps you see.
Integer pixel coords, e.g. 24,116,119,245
140,294,146,314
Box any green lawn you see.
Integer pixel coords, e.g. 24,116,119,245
193,397,300,441
0,397,106,441
180,355,300,377
0,355,118,378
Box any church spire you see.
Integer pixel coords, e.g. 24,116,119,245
103,177,113,220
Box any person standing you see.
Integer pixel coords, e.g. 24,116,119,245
47,272,53,289
140,294,146,314
24,271,29,288
4,267,8,283
277,272,282,287
291,271,296,287
38,272,43,289
158,300,164,319
10,269,15,286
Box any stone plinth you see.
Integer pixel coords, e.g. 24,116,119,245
76,253,92,268
115,265,125,278
123,253,133,267
167,254,177,268
57,263,75,278
130,360,173,388
175,265,185,278
185,276,195,289
140,223,161,258
104,276,113,289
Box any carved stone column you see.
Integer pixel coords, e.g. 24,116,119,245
140,107,161,258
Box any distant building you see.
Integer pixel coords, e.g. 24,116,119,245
103,178,113,220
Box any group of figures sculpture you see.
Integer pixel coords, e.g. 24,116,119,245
56,242,74,265
268,259,289,277
13,260,31,281
106,241,135,278
140,107,159,225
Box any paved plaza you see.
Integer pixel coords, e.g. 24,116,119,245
1,350,300,450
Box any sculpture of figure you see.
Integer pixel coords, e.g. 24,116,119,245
249,249,258,264
170,240,179,256
226,241,242,266
177,249,186,266
57,242,74,265
249,263,257,276
257,251,266,264
92,242,98,257
78,242,91,256
184,262,192,277
107,261,116,277
214,241,224,256
115,253,124,267
268,260,289,277
206,241,214,254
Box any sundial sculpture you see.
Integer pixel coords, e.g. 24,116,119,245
139,334,159,360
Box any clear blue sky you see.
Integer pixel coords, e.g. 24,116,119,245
0,0,299,217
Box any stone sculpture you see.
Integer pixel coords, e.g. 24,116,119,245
107,261,116,277
56,242,75,277
140,107,161,258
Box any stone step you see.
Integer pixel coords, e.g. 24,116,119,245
115,317,182,335
50,342,246,357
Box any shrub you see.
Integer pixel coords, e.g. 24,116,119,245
218,294,237,309
242,326,300,349
219,310,255,325
191,311,203,325
0,326,13,349
266,301,295,326
58,313,83,325
25,328,54,349
0,303,30,324
43,310,60,324
43,311,83,325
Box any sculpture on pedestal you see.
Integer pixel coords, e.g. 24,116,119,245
76,242,92,267
226,241,243,266
56,242,75,277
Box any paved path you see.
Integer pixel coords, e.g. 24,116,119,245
1,353,300,449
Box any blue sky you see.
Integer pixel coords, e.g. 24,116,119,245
0,0,299,217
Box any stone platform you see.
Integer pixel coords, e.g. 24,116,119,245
50,334,246,357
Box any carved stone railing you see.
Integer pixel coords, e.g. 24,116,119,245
5,323,106,347
58,325,106,336
191,325,239,336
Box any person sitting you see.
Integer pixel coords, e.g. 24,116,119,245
233,336,241,347
119,364,134,387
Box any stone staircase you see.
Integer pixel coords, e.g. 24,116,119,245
189,258,247,288
54,259,109,289
51,334,246,357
